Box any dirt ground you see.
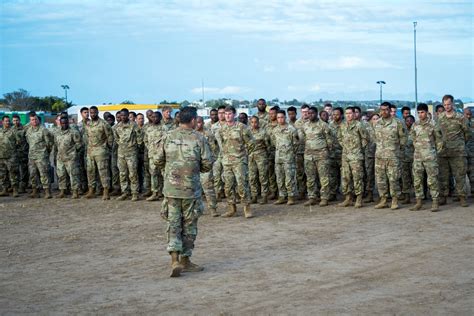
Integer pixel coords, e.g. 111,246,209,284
1,194,473,315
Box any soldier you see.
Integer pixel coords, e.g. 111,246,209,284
129,111,137,123
0,116,20,197
464,108,474,194
271,110,299,205
77,107,89,193
248,116,271,204
25,112,54,198
54,117,82,198
328,108,343,201
145,111,164,202
300,107,333,206
137,113,151,195
255,98,269,129
364,113,380,203
337,107,368,208
324,103,333,122
215,106,255,218
287,106,297,126
401,106,411,120
105,114,121,195
12,114,29,193
294,104,310,200
84,106,113,200
204,108,218,130
157,107,213,277
114,108,142,201
266,106,280,199
410,103,444,212
373,102,407,209
238,112,248,125
210,105,226,200
401,114,415,204
319,111,329,123
195,116,219,216
161,106,176,132
437,95,470,207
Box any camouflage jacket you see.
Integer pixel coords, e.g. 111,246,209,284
299,119,333,159
365,124,376,158
294,118,308,154
466,118,474,157
216,122,255,165
210,121,225,158
54,128,82,161
196,128,219,161
271,123,299,163
329,121,343,159
266,121,279,153
144,124,164,159
26,125,53,160
249,127,271,158
411,118,443,161
437,111,469,157
12,125,28,158
374,117,407,159
161,119,176,133
114,121,142,156
256,111,269,129
156,127,213,199
0,126,20,159
337,120,368,161
403,127,415,162
84,118,113,158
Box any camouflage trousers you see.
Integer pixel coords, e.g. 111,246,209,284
305,156,330,200
249,154,269,197
467,156,474,193
86,154,110,190
365,156,375,194
401,161,413,194
413,159,439,199
57,158,80,190
375,158,401,199
268,151,278,195
29,157,50,189
200,169,217,210
329,157,342,197
296,153,306,196
110,150,120,191
275,161,297,198
78,149,88,191
438,156,467,198
138,149,151,192
341,159,364,196
223,162,251,204
0,157,19,189
213,157,224,195
18,156,29,190
118,153,138,194
162,197,202,257
148,157,163,194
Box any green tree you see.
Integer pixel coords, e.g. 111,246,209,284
120,100,135,104
3,89,34,110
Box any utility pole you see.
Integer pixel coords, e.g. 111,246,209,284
376,81,386,105
414,21,418,108
61,85,70,104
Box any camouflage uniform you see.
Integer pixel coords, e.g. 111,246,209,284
114,121,142,195
402,127,414,196
210,121,225,196
54,128,82,191
110,127,120,192
299,120,333,200
338,121,368,196
329,121,343,197
256,111,269,130
270,124,299,198
137,124,150,193
437,112,470,198
197,127,219,210
216,122,254,205
249,127,271,199
156,127,213,257
26,125,53,189
410,118,443,199
374,117,407,199
467,118,474,192
294,118,308,197
161,118,176,133
77,121,89,191
84,118,113,190
144,124,164,195
12,125,29,191
0,126,20,191
365,124,376,196
266,121,279,196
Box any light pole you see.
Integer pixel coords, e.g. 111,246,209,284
61,85,70,104
376,81,386,105
413,21,418,108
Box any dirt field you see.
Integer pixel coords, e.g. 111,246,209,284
1,195,473,315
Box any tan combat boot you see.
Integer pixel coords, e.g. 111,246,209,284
304,198,316,206
338,194,352,207
390,196,399,210
287,197,296,205
29,188,38,198
459,196,468,207
210,207,220,217
243,204,253,218
363,191,374,203
222,204,237,217
354,195,363,208
250,196,258,204
131,193,139,202
44,188,52,199
401,193,411,204
84,187,95,199
146,192,159,201
102,188,110,200
274,197,287,205
259,195,268,205
56,189,66,199
430,198,439,212
180,256,204,272
116,193,129,201
374,197,388,209
12,187,19,198
169,252,182,277
409,198,423,211
72,190,79,199
319,199,328,207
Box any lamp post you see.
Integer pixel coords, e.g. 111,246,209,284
376,81,386,105
61,85,70,104
413,21,418,108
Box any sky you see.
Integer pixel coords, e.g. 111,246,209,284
0,0,473,105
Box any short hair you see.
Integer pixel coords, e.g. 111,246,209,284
258,98,266,103
90,106,98,111
210,108,218,114
287,106,297,113
301,104,310,110
353,106,362,113
401,106,411,113
417,103,429,112
251,115,259,122
406,115,415,121
323,103,333,109
270,106,280,112
345,107,354,113
224,106,236,114
106,115,115,123
120,108,129,115
29,111,37,118
276,110,286,116
129,111,137,118
435,104,445,112
333,107,343,116
80,107,89,113
12,114,20,120
155,111,163,120
60,117,68,123
2,115,10,121
179,106,197,123
442,94,454,103
217,105,226,111
368,112,380,120
389,104,397,110
239,112,248,118
309,106,318,113
380,102,391,108
137,113,144,118
162,106,172,112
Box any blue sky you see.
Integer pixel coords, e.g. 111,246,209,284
1,0,472,104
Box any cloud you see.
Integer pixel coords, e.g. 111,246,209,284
190,86,250,95
288,56,400,71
